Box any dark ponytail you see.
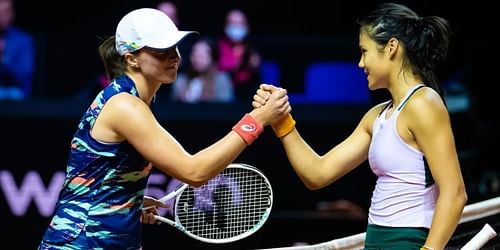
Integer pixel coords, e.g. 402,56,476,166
98,36,128,80
358,3,451,100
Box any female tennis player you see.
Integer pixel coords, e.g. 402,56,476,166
38,8,290,250
254,3,467,250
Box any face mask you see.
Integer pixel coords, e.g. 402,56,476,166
224,24,248,42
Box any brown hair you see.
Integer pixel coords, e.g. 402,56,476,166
97,36,128,80
358,3,451,100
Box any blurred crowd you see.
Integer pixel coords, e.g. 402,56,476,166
0,0,35,100
74,2,262,105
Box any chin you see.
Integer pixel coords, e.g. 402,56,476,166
369,86,384,91
161,74,176,84
367,83,376,91
367,81,383,91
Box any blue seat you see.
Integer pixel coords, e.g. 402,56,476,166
260,60,281,86
289,61,369,104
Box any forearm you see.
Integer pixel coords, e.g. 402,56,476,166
281,129,324,189
185,112,264,186
187,132,247,186
425,189,467,249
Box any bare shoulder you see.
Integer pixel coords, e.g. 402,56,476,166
104,93,152,119
365,101,391,120
404,87,449,125
90,93,155,142
96,93,156,134
360,101,391,130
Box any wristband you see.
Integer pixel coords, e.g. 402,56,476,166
232,114,264,145
271,113,296,138
420,246,435,250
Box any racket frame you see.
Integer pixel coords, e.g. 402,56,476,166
151,163,273,243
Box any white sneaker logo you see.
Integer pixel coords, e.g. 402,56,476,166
241,124,256,132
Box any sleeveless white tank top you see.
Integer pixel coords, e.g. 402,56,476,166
368,84,437,228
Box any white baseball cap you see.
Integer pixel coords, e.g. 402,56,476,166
115,8,197,55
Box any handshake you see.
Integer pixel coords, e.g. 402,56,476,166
251,84,296,138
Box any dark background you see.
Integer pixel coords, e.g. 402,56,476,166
12,0,493,98
1,0,499,249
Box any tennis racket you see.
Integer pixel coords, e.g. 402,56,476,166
144,163,273,244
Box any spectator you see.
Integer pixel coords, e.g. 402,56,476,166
155,1,193,100
156,1,191,72
172,37,234,103
217,8,261,101
156,1,179,26
0,0,35,101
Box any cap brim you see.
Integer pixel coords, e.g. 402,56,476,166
145,31,199,51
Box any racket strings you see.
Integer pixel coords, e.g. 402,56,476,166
176,167,271,240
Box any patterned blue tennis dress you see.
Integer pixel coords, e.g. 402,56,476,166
39,75,154,250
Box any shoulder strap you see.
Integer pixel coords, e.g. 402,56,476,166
377,100,393,117
396,84,425,111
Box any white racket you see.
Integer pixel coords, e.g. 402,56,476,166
144,163,273,244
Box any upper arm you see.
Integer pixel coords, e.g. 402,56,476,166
106,94,191,176
406,90,464,190
317,105,380,184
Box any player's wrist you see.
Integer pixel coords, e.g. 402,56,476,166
232,113,264,145
271,113,295,138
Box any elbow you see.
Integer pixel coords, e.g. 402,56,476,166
301,172,333,190
459,187,468,208
438,179,468,208
303,178,326,191
188,180,206,188
447,184,468,209
158,162,210,188
305,183,322,191
455,181,468,208
180,176,206,188
182,169,209,188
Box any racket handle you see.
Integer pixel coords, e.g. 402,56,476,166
158,190,179,203
460,223,497,250
142,188,181,210
142,205,155,210
142,195,169,211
